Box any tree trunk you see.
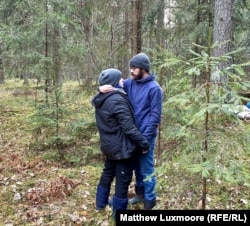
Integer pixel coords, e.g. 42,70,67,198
123,8,130,77
44,0,51,104
156,0,165,48
80,0,94,92
0,56,4,84
131,0,143,55
212,0,234,83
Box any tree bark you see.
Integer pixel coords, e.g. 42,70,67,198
131,0,143,55
0,56,4,84
212,0,234,83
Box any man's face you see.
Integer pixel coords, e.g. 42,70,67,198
130,67,143,80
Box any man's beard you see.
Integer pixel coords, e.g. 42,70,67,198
131,69,143,80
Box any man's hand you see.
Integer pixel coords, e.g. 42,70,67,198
99,85,114,93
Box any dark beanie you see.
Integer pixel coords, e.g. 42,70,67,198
98,68,122,86
129,53,151,71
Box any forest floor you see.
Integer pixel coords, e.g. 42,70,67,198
0,80,250,226
0,80,148,226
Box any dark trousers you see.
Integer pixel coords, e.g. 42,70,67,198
99,157,136,198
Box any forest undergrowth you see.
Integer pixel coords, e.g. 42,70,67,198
0,80,249,226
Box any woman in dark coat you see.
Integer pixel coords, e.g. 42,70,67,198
91,68,149,219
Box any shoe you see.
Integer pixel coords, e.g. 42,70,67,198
96,185,110,210
144,198,156,209
128,195,144,205
112,195,128,221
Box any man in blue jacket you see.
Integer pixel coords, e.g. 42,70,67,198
92,68,150,219
99,53,163,210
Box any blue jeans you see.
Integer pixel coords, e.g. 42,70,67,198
135,136,156,202
99,157,136,198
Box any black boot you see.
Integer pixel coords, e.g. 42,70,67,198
112,195,128,221
144,198,156,210
96,185,110,210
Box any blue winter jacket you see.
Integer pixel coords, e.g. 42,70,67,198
123,73,163,140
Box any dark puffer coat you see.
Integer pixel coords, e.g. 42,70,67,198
91,89,150,160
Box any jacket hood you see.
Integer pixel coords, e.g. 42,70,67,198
92,92,112,108
92,89,126,108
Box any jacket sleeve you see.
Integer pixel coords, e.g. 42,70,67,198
111,95,150,150
143,85,163,139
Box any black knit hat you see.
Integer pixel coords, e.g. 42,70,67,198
98,68,122,87
129,53,151,71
